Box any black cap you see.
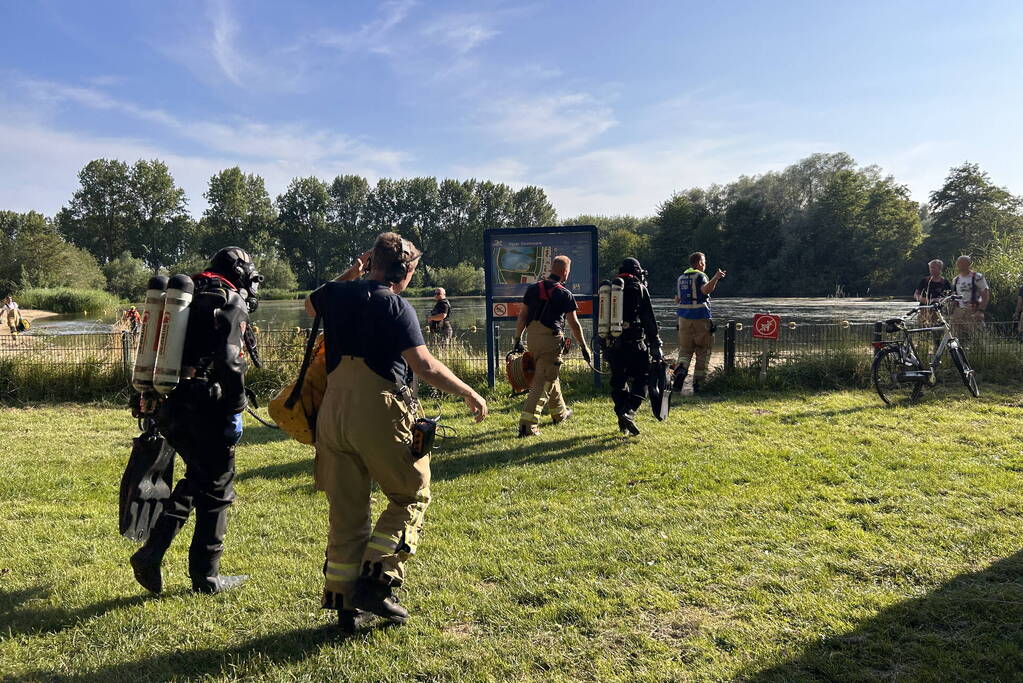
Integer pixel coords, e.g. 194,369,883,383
619,258,643,276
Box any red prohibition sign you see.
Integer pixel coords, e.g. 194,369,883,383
752,313,780,340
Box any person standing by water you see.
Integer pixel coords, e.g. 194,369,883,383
950,255,989,340
913,259,950,347
426,287,453,343
672,252,725,394
2,296,21,335
306,232,487,631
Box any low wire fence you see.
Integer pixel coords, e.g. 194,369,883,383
2,317,1021,402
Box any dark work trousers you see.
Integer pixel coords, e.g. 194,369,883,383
139,383,242,586
607,341,650,416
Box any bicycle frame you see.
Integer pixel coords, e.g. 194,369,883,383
877,297,961,384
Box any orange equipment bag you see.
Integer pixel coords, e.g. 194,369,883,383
268,316,326,445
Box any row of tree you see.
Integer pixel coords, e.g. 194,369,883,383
3,153,1021,303
581,154,1023,297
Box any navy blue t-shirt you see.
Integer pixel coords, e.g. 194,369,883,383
310,280,425,385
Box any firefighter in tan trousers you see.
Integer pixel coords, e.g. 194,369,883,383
512,255,592,438
305,232,487,632
672,252,725,394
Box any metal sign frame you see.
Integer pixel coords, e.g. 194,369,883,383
483,225,599,388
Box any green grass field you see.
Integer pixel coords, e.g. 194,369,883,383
3,385,1023,681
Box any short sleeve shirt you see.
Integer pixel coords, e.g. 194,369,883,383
523,277,577,333
310,280,426,384
915,276,950,302
1,301,18,313
677,270,711,319
430,299,451,320
953,272,989,308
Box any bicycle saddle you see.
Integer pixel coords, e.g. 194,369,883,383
884,318,907,333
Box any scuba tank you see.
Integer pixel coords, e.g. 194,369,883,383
597,280,612,340
132,275,169,393
153,274,195,396
609,277,625,338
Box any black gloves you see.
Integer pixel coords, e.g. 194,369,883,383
650,346,663,362
512,337,525,354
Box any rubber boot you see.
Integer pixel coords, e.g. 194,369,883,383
129,513,187,594
617,410,640,436
338,609,372,634
552,407,572,425
518,422,540,438
351,577,409,624
692,379,701,394
192,574,248,594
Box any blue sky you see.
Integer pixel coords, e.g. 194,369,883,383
2,0,1021,218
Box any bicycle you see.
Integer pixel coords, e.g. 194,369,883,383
871,294,979,405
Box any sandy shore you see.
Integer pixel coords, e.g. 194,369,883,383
0,309,58,335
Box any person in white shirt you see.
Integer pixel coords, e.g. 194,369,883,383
1,296,19,334
950,255,989,340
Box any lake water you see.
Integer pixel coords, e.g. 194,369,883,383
30,296,916,336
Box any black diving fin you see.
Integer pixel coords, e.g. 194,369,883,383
119,421,175,542
648,360,671,422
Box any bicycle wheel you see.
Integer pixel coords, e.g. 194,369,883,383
949,344,980,397
872,346,923,405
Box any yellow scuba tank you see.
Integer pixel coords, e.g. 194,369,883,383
597,280,611,340
132,276,168,393
609,277,625,337
153,274,194,395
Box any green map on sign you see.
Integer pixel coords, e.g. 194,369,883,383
494,246,552,285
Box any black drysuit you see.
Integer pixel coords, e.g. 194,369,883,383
137,275,250,589
605,275,662,417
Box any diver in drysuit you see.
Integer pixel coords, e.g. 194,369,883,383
603,258,663,435
128,247,263,595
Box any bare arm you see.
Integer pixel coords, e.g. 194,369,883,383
914,289,924,303
402,345,487,421
304,251,371,317
566,310,589,352
514,305,529,339
979,288,990,310
701,270,726,295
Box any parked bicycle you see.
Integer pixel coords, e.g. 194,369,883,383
871,294,979,405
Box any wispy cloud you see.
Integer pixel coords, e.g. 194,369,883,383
208,0,245,86
315,0,417,55
421,13,499,55
479,92,618,151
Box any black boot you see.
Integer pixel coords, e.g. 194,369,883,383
617,411,640,436
191,574,248,594
351,577,409,624
129,547,164,594
692,379,701,394
338,608,372,634
518,422,540,438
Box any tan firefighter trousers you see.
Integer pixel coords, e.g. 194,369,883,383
314,357,430,610
677,318,714,379
520,321,568,425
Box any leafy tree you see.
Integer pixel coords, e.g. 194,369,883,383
427,263,484,294
512,186,556,227
275,177,334,288
255,254,298,291
0,211,105,292
924,162,1023,258
128,160,191,273
327,174,373,266
201,167,277,255
101,251,149,301
56,159,133,263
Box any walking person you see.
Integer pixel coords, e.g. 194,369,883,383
306,232,487,631
603,258,663,435
512,255,592,438
129,247,264,595
426,287,453,344
950,255,989,341
672,252,725,393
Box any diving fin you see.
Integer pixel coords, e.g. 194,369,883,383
648,360,671,421
119,424,175,542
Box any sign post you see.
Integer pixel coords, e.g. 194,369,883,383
752,313,780,381
483,225,599,388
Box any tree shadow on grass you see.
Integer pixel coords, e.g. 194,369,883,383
11,622,373,683
748,550,1023,681
0,584,158,639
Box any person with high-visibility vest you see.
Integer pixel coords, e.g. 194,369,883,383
672,252,725,393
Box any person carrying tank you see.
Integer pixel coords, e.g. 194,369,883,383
603,258,663,435
512,255,592,438
305,232,487,631
673,251,725,394
129,247,263,595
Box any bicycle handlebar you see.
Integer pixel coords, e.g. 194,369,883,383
904,294,961,317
